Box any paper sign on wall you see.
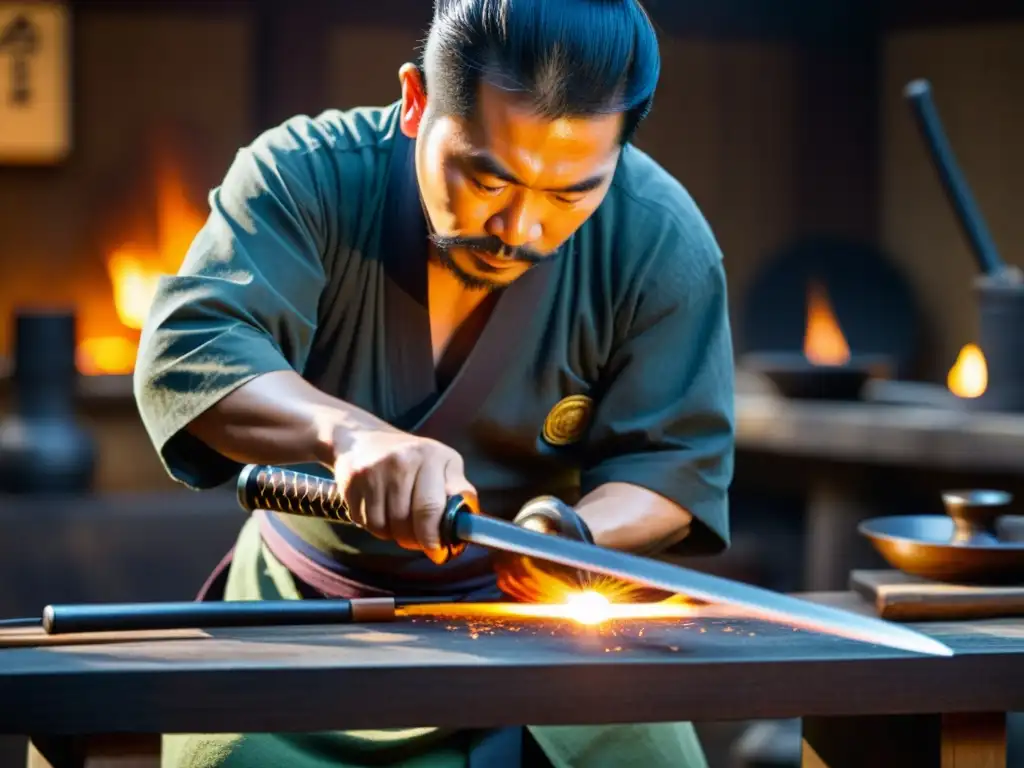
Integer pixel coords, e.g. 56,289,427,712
0,2,70,164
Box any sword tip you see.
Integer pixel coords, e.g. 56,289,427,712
914,636,955,658
875,629,954,657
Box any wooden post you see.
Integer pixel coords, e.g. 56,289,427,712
27,735,160,768
803,713,1006,768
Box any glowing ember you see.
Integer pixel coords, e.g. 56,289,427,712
564,590,611,625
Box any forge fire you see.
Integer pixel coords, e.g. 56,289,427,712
75,152,201,376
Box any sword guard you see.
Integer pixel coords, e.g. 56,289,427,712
437,494,472,564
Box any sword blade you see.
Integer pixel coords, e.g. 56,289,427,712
459,514,953,657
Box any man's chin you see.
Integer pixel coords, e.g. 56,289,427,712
440,250,524,290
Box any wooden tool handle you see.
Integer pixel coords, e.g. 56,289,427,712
903,78,1005,277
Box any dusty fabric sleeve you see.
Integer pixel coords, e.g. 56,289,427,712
133,120,334,489
580,218,736,555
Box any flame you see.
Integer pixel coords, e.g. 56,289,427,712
76,337,143,376
947,343,987,398
803,280,850,366
76,154,203,375
106,250,165,330
564,590,612,625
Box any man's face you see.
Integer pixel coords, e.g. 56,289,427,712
400,66,624,290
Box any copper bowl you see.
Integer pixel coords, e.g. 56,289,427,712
858,490,1024,584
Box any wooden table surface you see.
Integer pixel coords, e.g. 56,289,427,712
0,593,1022,737
735,391,1024,472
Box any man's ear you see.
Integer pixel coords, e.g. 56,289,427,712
398,63,427,138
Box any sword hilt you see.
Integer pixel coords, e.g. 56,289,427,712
235,464,469,560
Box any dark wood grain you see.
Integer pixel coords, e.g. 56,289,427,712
735,391,1024,471
0,594,1021,735
851,570,1024,622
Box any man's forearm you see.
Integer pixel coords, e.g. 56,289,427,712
575,482,693,554
184,370,392,469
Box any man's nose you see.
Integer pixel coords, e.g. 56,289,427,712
487,191,541,250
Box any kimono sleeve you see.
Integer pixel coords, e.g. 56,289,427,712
580,218,736,555
133,121,334,490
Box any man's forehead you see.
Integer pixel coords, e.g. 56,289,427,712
442,91,622,184
472,86,621,154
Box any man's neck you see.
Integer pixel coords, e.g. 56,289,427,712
426,255,494,366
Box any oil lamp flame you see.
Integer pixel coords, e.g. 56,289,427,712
947,343,987,399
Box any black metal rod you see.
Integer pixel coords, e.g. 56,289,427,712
2,595,468,636
41,599,374,635
903,79,1005,277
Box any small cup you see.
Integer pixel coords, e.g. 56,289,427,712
941,489,1014,545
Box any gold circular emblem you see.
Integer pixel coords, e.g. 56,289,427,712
542,394,594,446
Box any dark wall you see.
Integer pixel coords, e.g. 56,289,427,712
0,1,878,365
0,7,254,362
1,2,1022,491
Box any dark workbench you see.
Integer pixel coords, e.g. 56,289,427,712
2,593,1022,767
734,377,1024,593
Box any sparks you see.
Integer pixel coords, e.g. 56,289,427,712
399,590,702,626
563,590,611,625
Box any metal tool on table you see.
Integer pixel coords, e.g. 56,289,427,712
904,78,1024,412
237,464,954,657
0,595,462,635
859,489,1024,584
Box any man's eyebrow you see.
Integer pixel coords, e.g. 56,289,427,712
463,151,608,194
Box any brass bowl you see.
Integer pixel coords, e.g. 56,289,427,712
858,490,1024,584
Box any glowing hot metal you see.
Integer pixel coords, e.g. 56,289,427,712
457,514,954,657
236,464,954,658
399,591,703,625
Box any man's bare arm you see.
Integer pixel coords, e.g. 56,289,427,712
184,370,392,470
575,482,693,554
184,370,474,558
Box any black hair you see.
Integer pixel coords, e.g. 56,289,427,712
422,0,660,144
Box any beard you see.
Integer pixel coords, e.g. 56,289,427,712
429,233,549,291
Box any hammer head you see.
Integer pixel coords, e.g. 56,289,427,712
0,15,39,54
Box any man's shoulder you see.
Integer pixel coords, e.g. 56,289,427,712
607,144,713,242
243,101,402,172
592,144,723,283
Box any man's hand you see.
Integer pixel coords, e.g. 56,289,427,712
494,497,599,602
332,427,476,564
495,495,677,604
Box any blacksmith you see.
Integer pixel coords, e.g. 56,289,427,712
134,0,736,765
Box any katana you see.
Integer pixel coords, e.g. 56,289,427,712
236,464,954,657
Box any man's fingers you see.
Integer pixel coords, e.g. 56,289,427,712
358,472,387,539
385,462,418,550
442,455,476,503
411,458,447,553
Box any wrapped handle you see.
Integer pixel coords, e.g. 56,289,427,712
236,464,352,522
235,464,470,560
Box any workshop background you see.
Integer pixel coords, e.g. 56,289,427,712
1,0,1023,766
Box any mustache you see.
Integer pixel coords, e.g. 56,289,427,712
428,233,547,264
